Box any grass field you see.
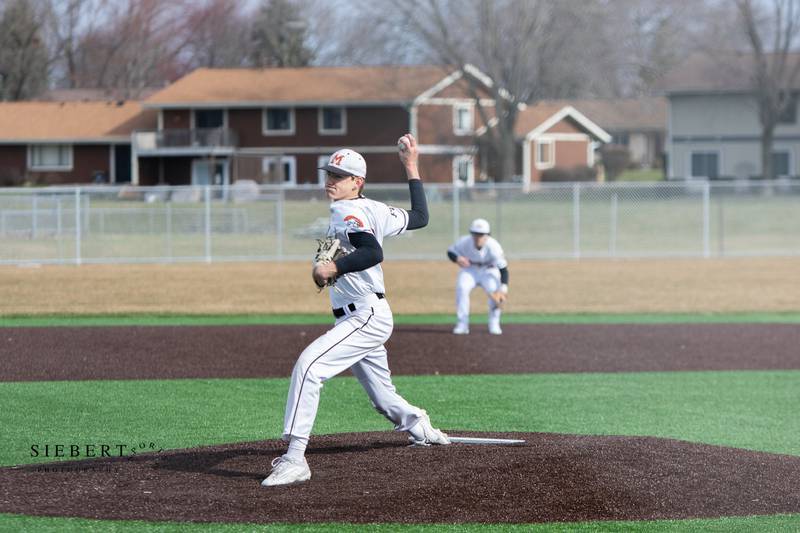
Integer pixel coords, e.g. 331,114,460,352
2,260,799,530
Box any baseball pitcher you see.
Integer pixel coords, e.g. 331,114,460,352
262,134,450,488
447,219,509,335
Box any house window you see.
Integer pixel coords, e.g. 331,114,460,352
611,132,629,146
28,144,73,171
535,139,554,168
318,107,346,134
690,152,719,179
772,151,791,177
194,109,224,129
263,108,295,135
453,155,474,186
262,156,297,185
453,103,473,135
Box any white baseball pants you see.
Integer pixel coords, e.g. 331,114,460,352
455,266,502,330
282,293,423,442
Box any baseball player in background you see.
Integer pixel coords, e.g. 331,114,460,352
262,134,450,488
447,219,509,335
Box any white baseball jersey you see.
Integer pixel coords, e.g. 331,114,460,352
327,198,408,309
281,195,426,445
447,235,508,270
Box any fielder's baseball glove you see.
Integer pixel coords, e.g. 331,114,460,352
313,237,344,289
490,290,507,308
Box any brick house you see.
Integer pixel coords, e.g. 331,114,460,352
0,101,156,185
133,65,495,187
0,65,611,188
513,104,611,186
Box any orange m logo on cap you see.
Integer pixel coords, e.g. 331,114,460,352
332,154,345,165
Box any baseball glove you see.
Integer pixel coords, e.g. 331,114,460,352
490,290,507,308
313,237,344,289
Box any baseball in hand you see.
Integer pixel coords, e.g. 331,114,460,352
397,137,410,151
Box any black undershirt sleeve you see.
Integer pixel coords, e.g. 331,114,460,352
500,267,509,285
334,231,384,274
447,250,458,263
405,180,429,230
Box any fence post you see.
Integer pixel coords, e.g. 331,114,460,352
609,192,618,257
166,202,173,262
572,183,581,259
75,188,82,265
277,187,284,260
702,181,711,258
495,185,502,240
204,186,212,263
453,184,460,243
32,194,38,239
717,192,725,257
56,197,62,237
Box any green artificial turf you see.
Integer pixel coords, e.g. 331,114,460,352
2,371,799,468
3,311,800,327
2,370,799,531
0,512,799,532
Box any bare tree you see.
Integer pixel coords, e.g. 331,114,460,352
180,0,252,70
379,0,601,181
44,0,106,89
607,0,704,97
250,0,314,67
0,0,49,100
737,0,800,180
67,0,192,98
305,0,429,65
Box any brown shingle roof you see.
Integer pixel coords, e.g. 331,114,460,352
513,103,567,137
41,88,160,102
0,101,157,141
659,52,800,93
145,66,455,106
540,98,667,131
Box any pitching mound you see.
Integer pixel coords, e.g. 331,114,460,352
2,431,799,524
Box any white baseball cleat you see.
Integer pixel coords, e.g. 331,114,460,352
261,455,311,487
408,410,451,446
489,324,503,335
452,324,469,335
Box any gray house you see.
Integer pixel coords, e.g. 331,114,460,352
662,53,800,180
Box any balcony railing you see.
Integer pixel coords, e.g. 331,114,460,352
134,128,238,152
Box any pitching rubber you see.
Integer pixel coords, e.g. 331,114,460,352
447,436,526,445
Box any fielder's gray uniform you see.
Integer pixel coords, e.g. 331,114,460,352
282,198,423,443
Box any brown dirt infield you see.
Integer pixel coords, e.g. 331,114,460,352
1,323,799,381
2,432,800,524
2,323,799,524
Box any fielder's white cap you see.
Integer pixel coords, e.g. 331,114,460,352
470,218,491,234
319,148,367,178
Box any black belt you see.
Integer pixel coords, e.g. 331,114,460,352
333,293,385,318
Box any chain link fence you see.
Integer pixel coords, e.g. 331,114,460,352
1,181,798,265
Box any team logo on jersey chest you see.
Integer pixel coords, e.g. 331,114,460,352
343,215,364,229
